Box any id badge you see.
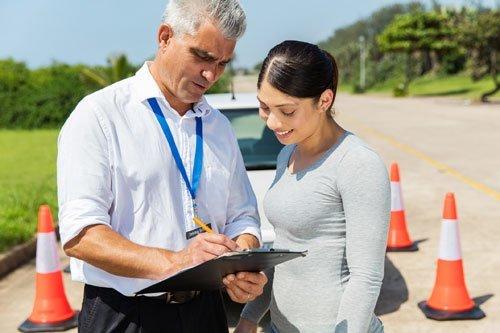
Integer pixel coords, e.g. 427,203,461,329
185,221,212,239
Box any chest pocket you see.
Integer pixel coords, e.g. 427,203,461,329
198,155,231,227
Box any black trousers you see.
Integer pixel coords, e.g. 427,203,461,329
79,284,229,333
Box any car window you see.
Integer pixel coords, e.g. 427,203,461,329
221,108,283,170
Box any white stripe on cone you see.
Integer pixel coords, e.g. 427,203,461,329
438,219,462,261
391,181,404,211
36,232,60,274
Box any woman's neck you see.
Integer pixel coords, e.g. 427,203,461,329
296,117,344,158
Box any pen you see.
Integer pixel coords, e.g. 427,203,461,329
193,216,213,234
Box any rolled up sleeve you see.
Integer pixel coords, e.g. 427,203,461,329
57,98,114,246
223,137,261,244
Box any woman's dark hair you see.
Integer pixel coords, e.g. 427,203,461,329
257,40,339,112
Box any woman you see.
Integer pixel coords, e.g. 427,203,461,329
231,41,390,332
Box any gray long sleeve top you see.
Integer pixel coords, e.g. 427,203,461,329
241,132,390,333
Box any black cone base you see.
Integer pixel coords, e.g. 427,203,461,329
418,301,485,321
387,242,418,252
18,311,79,332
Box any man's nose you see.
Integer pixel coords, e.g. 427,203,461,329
201,65,217,83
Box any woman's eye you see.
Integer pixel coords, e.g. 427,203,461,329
282,111,295,117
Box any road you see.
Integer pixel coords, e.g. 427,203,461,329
1,93,499,332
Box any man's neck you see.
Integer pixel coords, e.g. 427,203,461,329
149,62,191,116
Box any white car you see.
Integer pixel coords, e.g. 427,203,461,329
205,93,282,247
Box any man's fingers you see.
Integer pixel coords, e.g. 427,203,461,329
225,281,252,302
226,287,247,303
232,278,263,296
201,233,238,251
200,241,233,257
236,271,268,285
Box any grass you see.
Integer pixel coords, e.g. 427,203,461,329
340,73,500,101
0,130,59,253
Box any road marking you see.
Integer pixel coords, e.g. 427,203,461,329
344,115,500,202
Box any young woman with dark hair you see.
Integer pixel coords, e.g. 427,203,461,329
232,41,390,333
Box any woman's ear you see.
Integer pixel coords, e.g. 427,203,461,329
318,89,334,113
157,24,174,48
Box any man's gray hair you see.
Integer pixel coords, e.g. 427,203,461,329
162,0,246,40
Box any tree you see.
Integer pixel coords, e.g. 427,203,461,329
458,9,500,102
377,11,458,94
319,2,425,88
0,59,31,127
81,53,138,88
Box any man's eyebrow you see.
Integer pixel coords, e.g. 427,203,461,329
189,47,232,63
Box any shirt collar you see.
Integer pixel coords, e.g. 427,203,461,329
133,61,212,118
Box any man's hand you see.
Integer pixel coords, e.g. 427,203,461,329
234,318,258,333
173,233,238,271
223,271,268,303
233,233,260,250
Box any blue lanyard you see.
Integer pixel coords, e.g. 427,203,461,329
147,98,203,206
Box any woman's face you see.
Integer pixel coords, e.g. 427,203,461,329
257,79,328,145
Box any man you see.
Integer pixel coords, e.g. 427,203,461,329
57,1,267,332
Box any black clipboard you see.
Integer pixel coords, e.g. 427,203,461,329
137,249,307,294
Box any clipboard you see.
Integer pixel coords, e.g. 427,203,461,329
137,249,307,294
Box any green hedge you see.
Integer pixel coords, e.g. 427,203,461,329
0,58,232,129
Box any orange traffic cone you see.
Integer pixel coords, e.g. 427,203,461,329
387,163,418,252
18,205,79,332
418,193,485,320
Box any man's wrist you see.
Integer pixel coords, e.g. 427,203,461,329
234,233,260,249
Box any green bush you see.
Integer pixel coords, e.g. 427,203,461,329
0,59,97,129
207,71,232,94
393,83,409,97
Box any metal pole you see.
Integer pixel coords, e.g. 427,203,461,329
359,35,366,91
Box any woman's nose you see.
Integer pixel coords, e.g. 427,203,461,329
266,112,282,130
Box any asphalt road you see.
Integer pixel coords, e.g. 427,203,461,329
0,93,499,332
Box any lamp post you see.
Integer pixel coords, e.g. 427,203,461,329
359,35,366,91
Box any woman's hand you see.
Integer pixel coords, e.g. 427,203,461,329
234,318,258,333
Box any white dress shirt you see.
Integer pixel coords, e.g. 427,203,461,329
57,62,261,296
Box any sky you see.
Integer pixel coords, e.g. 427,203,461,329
0,0,497,69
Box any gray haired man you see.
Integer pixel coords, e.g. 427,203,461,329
57,1,267,332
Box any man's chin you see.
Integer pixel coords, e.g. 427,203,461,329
182,90,205,104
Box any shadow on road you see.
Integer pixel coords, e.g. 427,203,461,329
223,292,271,331
224,256,410,329
416,88,471,97
375,255,408,316
473,293,494,306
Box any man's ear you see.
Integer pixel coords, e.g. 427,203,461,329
157,24,174,48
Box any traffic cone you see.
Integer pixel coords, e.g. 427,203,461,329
386,163,418,252
418,193,485,320
18,205,79,332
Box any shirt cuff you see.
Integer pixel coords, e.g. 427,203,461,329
223,218,262,246
58,198,111,246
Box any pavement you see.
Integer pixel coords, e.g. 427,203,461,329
0,91,499,332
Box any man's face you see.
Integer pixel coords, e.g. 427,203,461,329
156,20,236,106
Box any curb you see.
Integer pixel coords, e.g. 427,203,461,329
0,237,37,279
0,226,61,279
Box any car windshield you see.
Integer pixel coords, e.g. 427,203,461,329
222,108,283,170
